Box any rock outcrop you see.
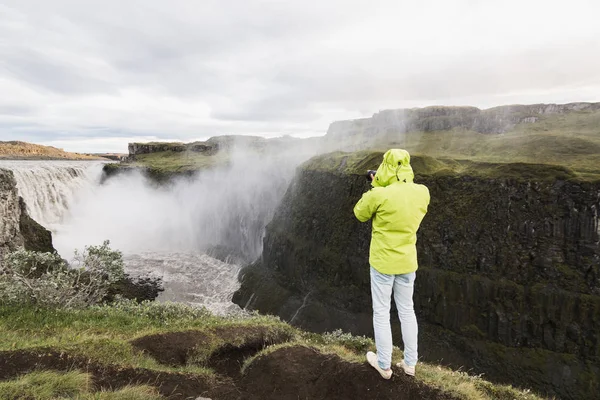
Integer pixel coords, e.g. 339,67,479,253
127,142,189,158
126,136,304,161
325,102,600,141
109,136,320,185
233,152,600,400
0,169,54,261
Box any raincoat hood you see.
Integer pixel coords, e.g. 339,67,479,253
372,149,414,188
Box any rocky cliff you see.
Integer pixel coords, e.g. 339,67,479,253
326,102,600,140
109,135,319,184
233,152,600,400
126,135,308,160
0,169,54,260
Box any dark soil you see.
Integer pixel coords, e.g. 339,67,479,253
239,346,459,400
0,343,459,400
131,325,293,379
206,342,261,380
0,349,237,400
206,325,294,380
131,330,205,366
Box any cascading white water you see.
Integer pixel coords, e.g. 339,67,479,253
0,160,105,229
52,148,310,260
0,147,315,315
124,252,243,315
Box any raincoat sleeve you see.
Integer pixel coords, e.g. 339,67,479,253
353,190,379,222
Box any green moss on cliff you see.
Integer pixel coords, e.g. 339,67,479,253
302,151,589,182
102,151,230,182
133,150,229,172
237,147,600,399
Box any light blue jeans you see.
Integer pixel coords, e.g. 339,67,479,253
370,266,418,370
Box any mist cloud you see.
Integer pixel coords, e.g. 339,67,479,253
0,0,599,152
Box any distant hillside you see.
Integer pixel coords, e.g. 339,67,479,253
102,101,600,182
0,141,104,160
324,102,600,175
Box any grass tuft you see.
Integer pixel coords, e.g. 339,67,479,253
80,385,165,400
0,370,90,399
0,371,165,400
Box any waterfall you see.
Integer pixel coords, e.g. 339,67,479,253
51,150,304,261
0,149,314,313
0,160,105,229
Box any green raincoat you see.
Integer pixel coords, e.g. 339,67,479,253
353,149,430,275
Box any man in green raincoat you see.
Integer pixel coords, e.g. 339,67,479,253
353,149,430,379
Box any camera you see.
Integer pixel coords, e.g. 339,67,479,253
365,170,377,181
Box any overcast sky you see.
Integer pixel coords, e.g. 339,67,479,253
1,0,599,153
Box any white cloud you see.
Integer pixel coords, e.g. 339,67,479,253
0,0,599,152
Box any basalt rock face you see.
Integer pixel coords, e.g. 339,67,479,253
0,169,23,259
18,197,53,253
325,102,600,140
0,169,54,261
126,136,278,161
233,152,600,400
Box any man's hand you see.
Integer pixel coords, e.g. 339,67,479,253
366,169,377,182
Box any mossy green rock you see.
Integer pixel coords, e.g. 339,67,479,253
233,151,600,400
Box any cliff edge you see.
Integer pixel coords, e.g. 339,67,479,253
233,151,600,400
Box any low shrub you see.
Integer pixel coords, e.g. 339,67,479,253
0,241,127,309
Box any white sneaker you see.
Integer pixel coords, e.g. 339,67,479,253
366,351,392,379
396,360,415,376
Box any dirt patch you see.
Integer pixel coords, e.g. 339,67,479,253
131,325,293,380
206,343,261,381
131,331,204,366
0,349,238,400
206,325,292,381
240,345,459,400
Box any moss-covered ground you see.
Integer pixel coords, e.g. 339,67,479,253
129,151,230,175
0,301,548,400
302,150,600,182
102,150,231,182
